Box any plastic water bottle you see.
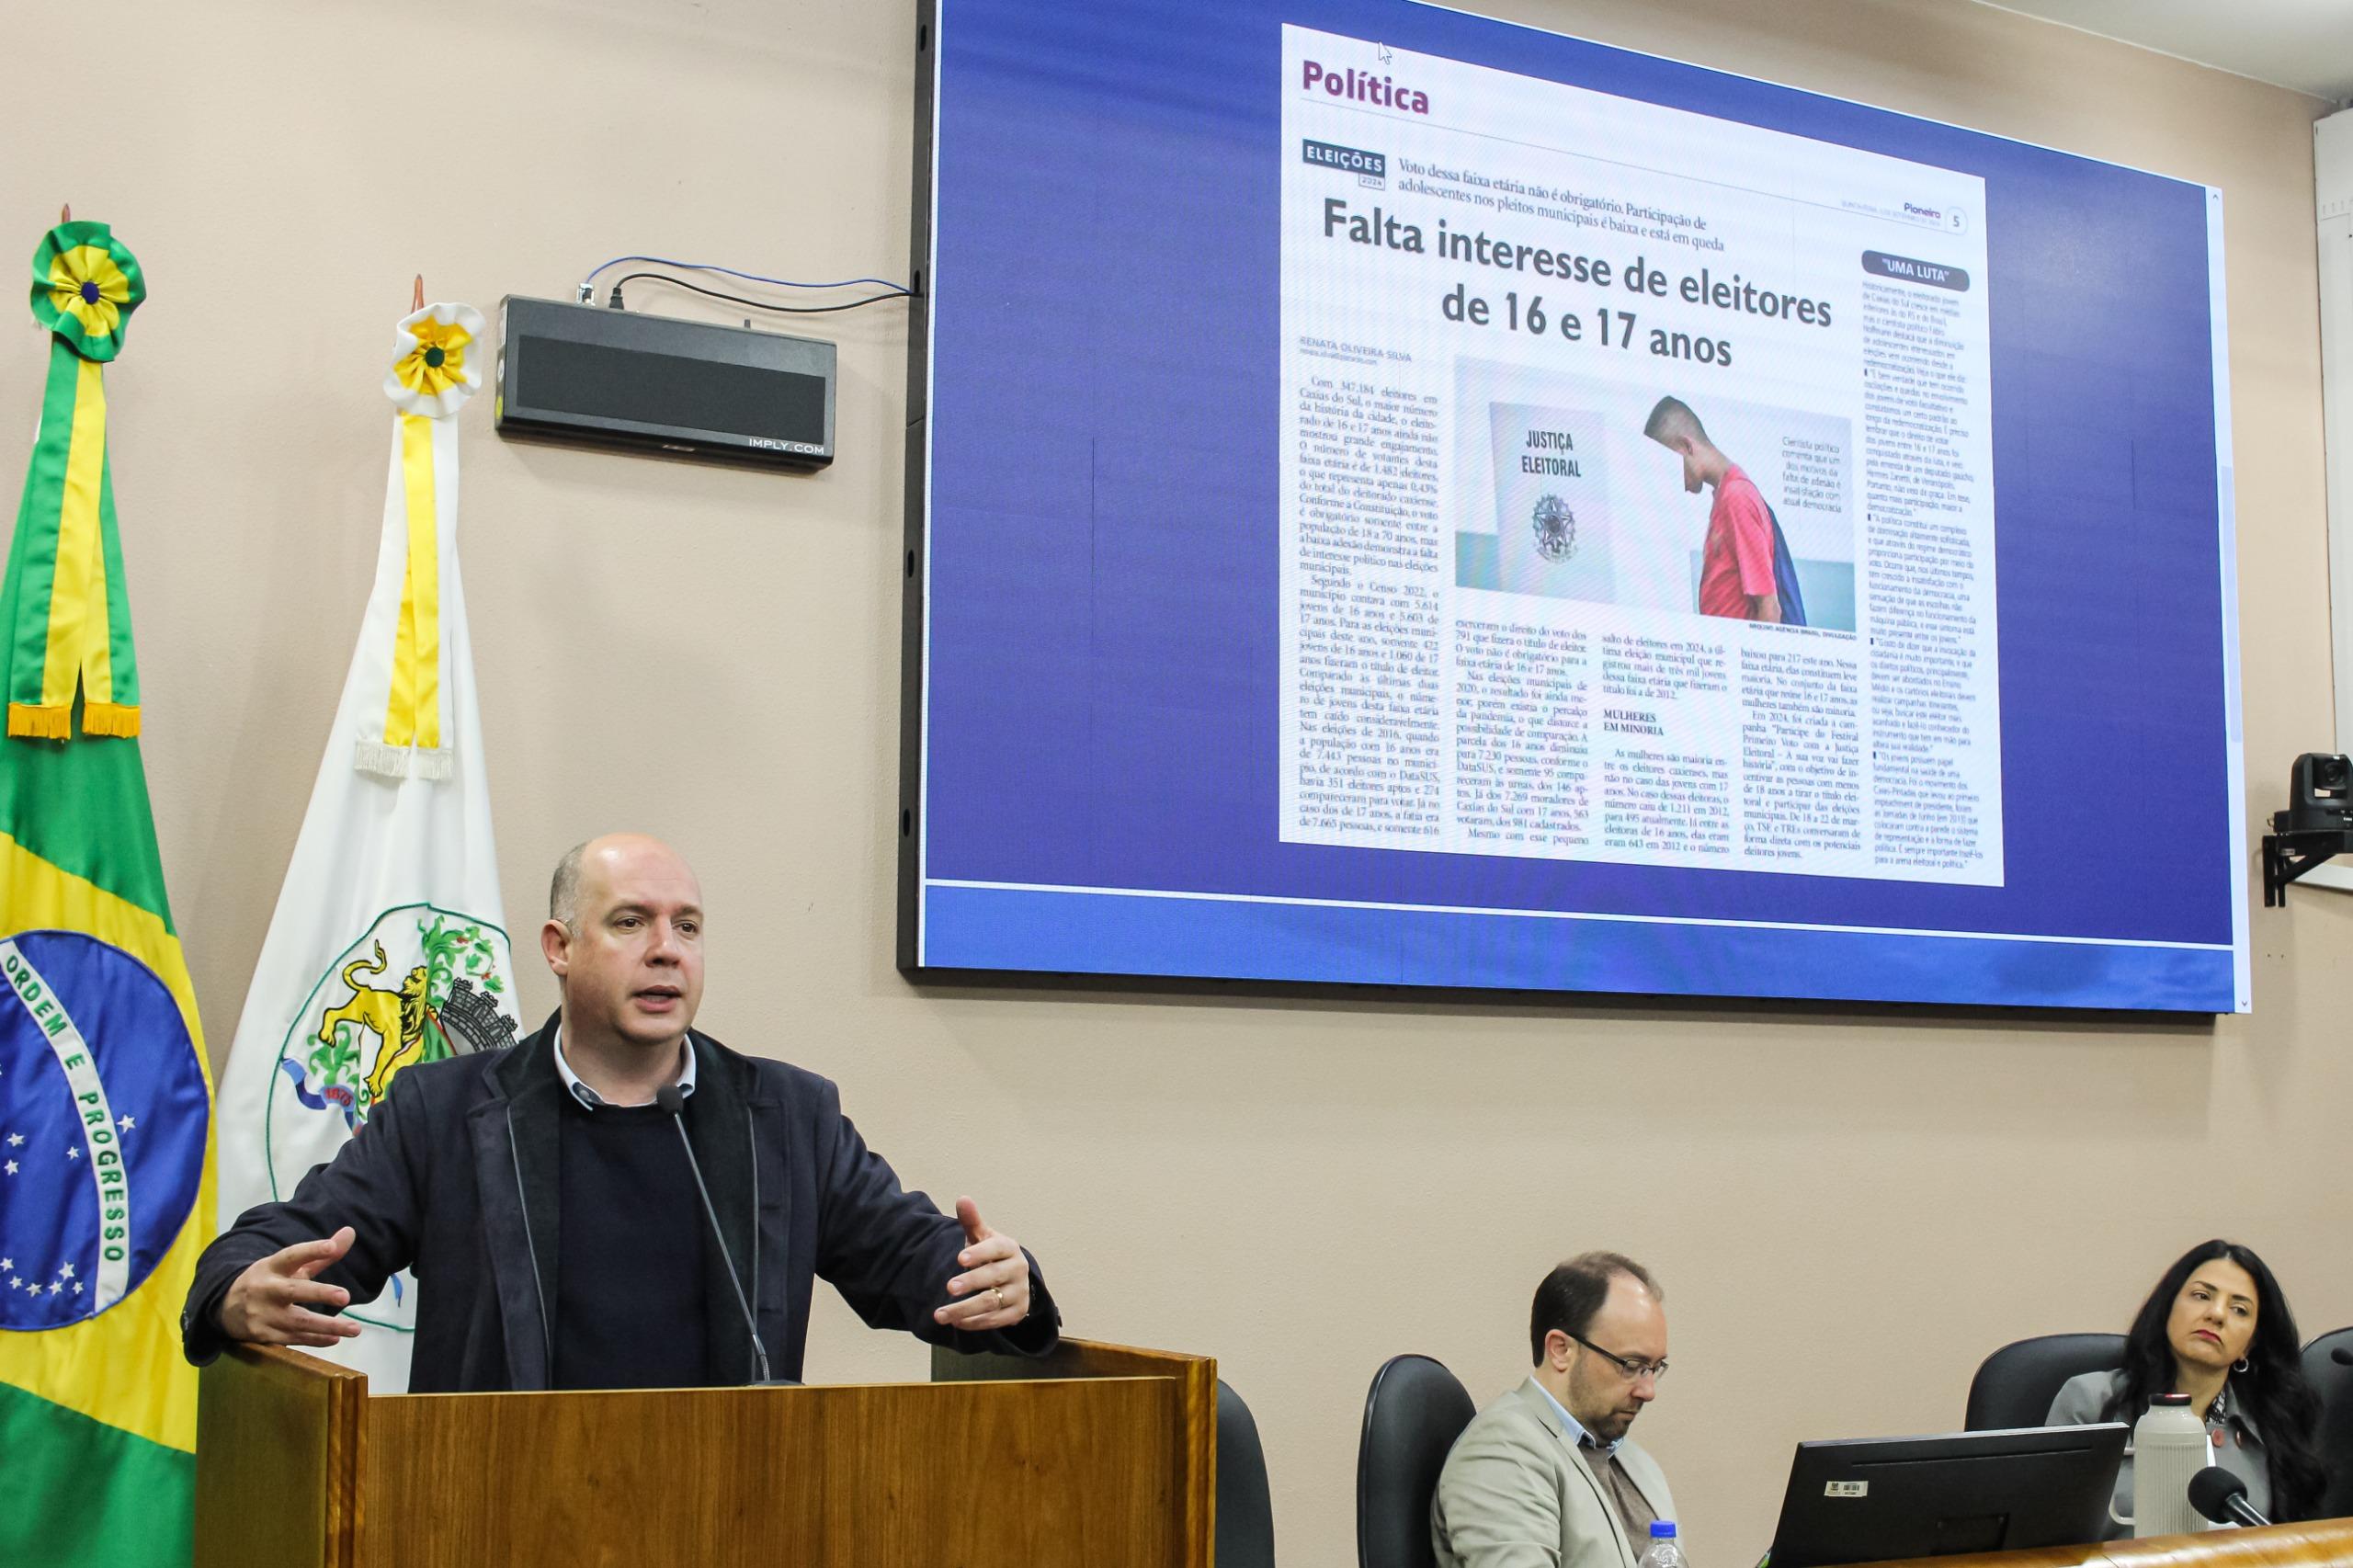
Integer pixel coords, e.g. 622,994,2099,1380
1638,1519,1688,1568
2125,1393,2213,1538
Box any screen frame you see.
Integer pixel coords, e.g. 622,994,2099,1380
896,0,2249,1016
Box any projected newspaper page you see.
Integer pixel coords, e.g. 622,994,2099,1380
1277,26,2003,886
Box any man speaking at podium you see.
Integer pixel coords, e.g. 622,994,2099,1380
183,833,1058,1390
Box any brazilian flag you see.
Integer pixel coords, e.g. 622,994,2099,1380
0,221,214,1565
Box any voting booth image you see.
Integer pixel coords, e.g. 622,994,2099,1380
1483,399,1619,605
1458,368,1858,632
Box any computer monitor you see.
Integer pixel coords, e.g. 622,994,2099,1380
1761,1424,2129,1568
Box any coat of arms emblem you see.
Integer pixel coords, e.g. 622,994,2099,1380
280,911,517,1132
1532,494,1576,562
261,907,517,1329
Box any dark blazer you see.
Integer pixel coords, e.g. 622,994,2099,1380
183,1014,1059,1389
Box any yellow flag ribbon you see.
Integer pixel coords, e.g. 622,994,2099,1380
6,222,147,743
383,415,441,754
354,301,477,781
7,348,142,741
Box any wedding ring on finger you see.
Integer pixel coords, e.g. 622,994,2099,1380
992,1286,1006,1312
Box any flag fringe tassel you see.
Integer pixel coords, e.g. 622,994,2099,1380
7,703,69,739
355,741,453,781
81,702,139,737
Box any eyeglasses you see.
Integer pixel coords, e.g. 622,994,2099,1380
1572,1334,1669,1383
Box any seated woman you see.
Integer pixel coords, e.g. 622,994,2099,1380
2047,1239,2325,1536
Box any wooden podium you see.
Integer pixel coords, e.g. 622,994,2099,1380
193,1336,1216,1568
1866,1520,2353,1568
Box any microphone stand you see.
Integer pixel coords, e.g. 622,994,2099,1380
657,1085,798,1387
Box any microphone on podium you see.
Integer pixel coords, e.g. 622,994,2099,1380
2188,1466,2273,1530
655,1083,784,1386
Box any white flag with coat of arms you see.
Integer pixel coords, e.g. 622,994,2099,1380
211,301,520,1391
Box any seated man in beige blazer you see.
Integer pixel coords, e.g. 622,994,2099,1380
1433,1252,1679,1568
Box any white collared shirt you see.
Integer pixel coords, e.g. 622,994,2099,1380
551,1023,698,1110
1535,1377,1623,1456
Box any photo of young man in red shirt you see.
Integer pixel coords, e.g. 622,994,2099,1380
1643,395,1781,623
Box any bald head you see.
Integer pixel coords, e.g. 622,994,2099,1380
551,834,699,930
540,833,707,1053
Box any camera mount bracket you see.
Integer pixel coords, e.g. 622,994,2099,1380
2260,818,2353,906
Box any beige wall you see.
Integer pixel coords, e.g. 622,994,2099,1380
2,1,2344,1562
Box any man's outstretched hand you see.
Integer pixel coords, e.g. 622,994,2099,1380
934,1197,1032,1333
219,1227,363,1348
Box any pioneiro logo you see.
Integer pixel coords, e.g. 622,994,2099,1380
1302,140,1386,179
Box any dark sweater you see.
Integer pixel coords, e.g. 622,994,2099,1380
553,1098,711,1390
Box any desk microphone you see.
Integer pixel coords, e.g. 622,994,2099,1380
655,1084,779,1385
2188,1466,2273,1529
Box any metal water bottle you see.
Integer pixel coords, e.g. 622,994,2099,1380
2128,1393,2211,1538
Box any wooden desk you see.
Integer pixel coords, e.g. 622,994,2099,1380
1867,1520,2353,1568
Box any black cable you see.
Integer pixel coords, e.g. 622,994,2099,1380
608,272,915,315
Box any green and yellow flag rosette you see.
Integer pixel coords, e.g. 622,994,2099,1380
2,222,148,741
